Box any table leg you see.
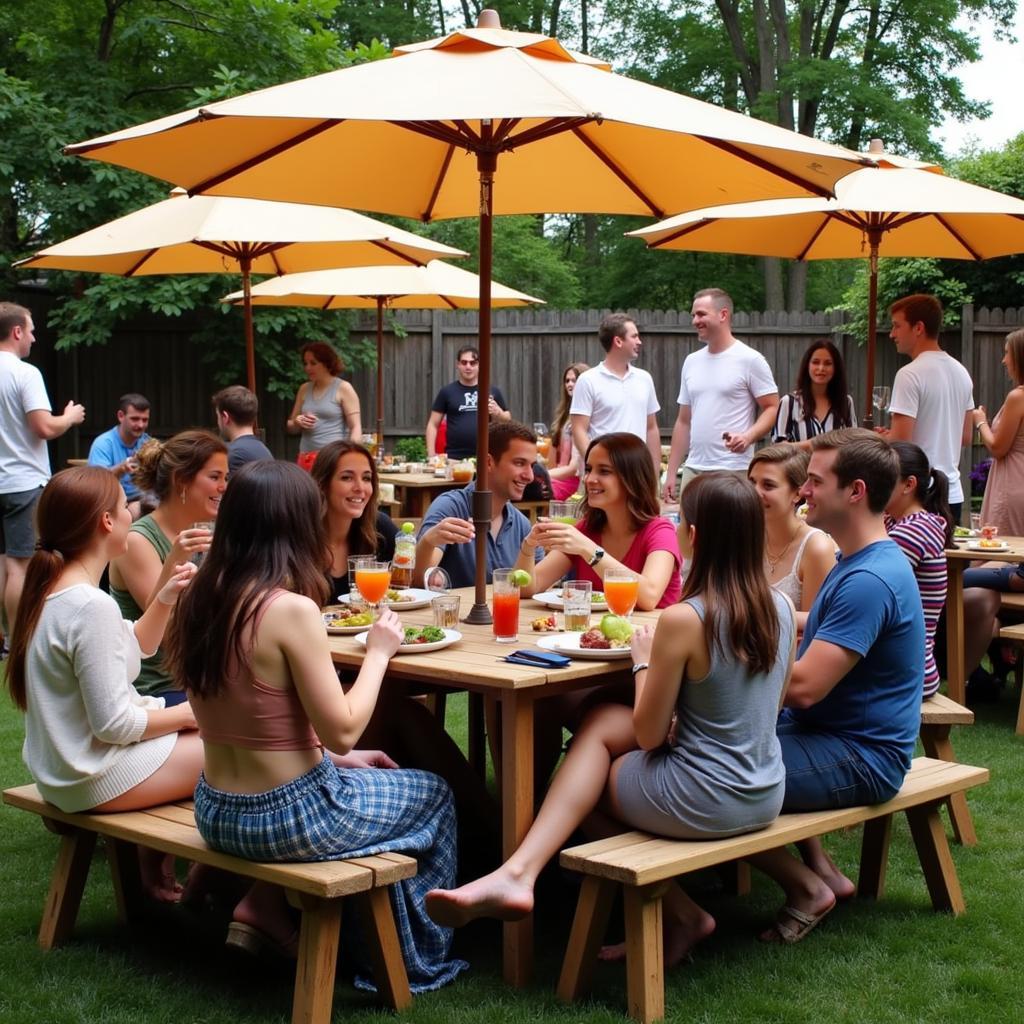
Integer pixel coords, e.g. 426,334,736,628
501,692,534,987
946,560,966,705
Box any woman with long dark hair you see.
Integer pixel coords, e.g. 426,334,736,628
548,361,589,499
774,339,856,448
164,460,465,991
427,473,794,966
8,467,201,901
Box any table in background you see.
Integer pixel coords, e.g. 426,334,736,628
377,472,465,516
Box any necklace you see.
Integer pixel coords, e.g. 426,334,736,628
765,528,800,575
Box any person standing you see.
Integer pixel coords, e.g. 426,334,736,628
773,339,857,448
570,314,661,476
425,346,511,459
0,302,85,635
883,293,974,521
663,288,779,500
87,393,152,519
212,385,274,473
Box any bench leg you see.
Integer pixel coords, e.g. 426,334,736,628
468,692,486,778
1017,684,1024,737
905,803,966,915
289,894,343,1024
355,888,412,1011
105,838,144,925
919,725,977,846
40,828,96,950
624,883,667,1024
556,876,617,1004
857,815,892,900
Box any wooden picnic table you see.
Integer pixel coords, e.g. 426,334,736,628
377,472,466,516
328,586,656,987
944,535,1024,704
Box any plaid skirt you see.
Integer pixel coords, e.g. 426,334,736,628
193,755,468,992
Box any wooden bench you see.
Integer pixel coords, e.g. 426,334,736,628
2,784,417,1024
920,694,977,844
998,621,1024,734
512,500,550,523
556,757,988,1024
999,592,1024,617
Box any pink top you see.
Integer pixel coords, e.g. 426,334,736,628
574,516,682,608
191,590,320,751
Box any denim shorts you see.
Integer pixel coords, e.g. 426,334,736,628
0,487,43,557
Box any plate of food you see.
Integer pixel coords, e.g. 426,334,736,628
535,614,633,659
532,590,608,612
355,626,461,654
965,539,1010,552
339,588,434,610
530,613,561,633
322,605,375,634
952,526,978,545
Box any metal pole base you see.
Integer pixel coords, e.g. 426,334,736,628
463,600,493,625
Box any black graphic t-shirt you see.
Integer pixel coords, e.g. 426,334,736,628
431,380,509,457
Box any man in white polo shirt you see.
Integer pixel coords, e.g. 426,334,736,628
663,288,779,499
570,313,661,476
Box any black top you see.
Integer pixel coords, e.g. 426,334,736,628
227,434,275,474
432,380,508,458
521,461,553,502
325,511,398,599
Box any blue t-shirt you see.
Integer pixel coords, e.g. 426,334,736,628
418,482,539,588
431,381,508,459
87,426,150,499
790,539,924,796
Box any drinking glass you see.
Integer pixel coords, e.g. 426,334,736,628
548,500,580,524
190,521,215,566
970,512,982,534
872,385,891,425
491,568,521,643
561,579,592,632
347,555,373,605
355,560,392,618
424,566,452,593
604,567,640,619
431,593,461,629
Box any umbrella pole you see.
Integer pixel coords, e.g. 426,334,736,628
241,256,257,395
376,297,385,449
465,150,498,625
863,240,880,428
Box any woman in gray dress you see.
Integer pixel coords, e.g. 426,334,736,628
426,473,795,965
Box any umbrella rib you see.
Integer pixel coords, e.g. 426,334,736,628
698,137,836,199
440,295,459,310
571,126,664,217
795,216,834,261
646,218,717,248
371,239,427,265
124,248,161,276
506,116,593,149
932,215,983,260
423,144,456,221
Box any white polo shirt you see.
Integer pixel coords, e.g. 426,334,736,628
570,362,660,441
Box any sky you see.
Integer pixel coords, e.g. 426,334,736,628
938,4,1024,155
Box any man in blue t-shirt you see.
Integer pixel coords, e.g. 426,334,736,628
751,428,924,945
87,393,151,518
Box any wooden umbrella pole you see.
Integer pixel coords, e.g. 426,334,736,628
241,255,257,394
863,230,881,428
376,297,385,448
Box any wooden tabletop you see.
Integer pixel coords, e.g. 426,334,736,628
378,472,469,488
945,535,1024,562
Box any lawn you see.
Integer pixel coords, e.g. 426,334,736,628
1,684,1022,1024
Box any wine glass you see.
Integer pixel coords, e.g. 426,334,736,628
872,385,891,424
354,560,392,619
424,566,452,593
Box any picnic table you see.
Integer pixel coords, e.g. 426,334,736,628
944,535,1024,704
377,471,465,516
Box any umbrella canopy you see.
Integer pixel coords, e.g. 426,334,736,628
629,149,1024,421
221,261,543,442
65,9,871,628
16,189,466,392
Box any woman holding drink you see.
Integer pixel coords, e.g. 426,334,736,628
548,361,589,499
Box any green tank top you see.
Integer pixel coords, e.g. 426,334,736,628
109,513,176,698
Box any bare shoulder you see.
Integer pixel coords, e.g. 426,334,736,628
264,591,320,623
656,600,702,637
805,529,838,558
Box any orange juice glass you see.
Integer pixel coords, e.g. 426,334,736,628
604,568,639,619
355,562,392,614
491,568,521,643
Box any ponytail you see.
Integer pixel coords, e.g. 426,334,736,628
924,468,955,547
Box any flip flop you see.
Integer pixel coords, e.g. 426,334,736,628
759,901,835,945
225,921,299,961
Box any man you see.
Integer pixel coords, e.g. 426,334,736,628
0,303,85,633
569,313,661,474
882,293,974,520
87,392,151,519
750,429,924,942
663,288,779,499
415,421,541,588
426,346,511,459
212,385,274,473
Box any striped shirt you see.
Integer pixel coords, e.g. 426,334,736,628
884,510,948,698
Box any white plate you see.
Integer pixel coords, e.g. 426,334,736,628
535,633,632,660
965,540,1010,552
339,588,434,610
355,628,461,654
322,607,375,635
532,590,608,612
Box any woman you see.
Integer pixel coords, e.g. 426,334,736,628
427,474,795,967
884,442,953,699
311,440,396,598
774,339,856,448
164,461,466,992
287,341,362,471
109,431,228,703
7,467,202,902
515,432,681,611
748,444,836,631
548,361,589,500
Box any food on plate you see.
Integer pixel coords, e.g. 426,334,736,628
579,614,634,650
531,614,558,632
323,606,374,629
953,526,973,538
590,592,606,603
509,569,532,587
579,628,612,649
977,538,1005,549
385,589,416,603
402,625,446,645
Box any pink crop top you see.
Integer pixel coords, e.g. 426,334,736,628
191,590,321,751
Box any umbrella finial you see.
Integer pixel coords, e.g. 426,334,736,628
868,139,884,155
477,9,501,29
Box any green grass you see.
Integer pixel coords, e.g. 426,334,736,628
2,686,1023,1024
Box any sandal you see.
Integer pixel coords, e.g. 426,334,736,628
760,901,835,945
225,921,299,961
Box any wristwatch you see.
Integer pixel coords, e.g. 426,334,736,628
587,546,605,568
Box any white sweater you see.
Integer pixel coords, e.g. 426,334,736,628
22,584,175,812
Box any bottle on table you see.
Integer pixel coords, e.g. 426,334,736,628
391,521,416,589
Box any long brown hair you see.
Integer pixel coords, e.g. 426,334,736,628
7,467,122,710
311,441,380,556
1006,328,1024,386
793,339,853,430
165,461,329,699
681,472,780,676
577,433,660,534
132,429,227,503
551,361,589,443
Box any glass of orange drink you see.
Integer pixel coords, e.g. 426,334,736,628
355,560,392,618
604,567,639,619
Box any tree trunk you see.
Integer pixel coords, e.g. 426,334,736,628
787,261,808,312
762,257,784,310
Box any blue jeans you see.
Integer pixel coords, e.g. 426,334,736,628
962,563,1024,592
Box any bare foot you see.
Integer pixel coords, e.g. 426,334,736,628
802,848,856,902
139,849,183,903
231,883,298,953
599,909,715,967
425,868,534,928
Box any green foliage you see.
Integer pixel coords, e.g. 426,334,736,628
393,436,428,461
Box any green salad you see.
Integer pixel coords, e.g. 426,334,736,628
402,625,446,645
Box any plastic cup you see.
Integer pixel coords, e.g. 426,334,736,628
491,569,521,643
562,580,592,632
431,593,461,629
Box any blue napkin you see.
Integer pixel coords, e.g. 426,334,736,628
503,649,571,668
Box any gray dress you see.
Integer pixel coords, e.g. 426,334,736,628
615,591,794,839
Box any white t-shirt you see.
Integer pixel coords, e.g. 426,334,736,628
570,362,660,441
889,350,974,504
0,350,52,493
677,339,778,471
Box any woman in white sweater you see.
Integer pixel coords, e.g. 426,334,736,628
7,466,202,901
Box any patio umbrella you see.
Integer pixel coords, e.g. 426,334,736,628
221,260,543,443
16,189,466,393
65,9,871,624
628,143,1024,422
